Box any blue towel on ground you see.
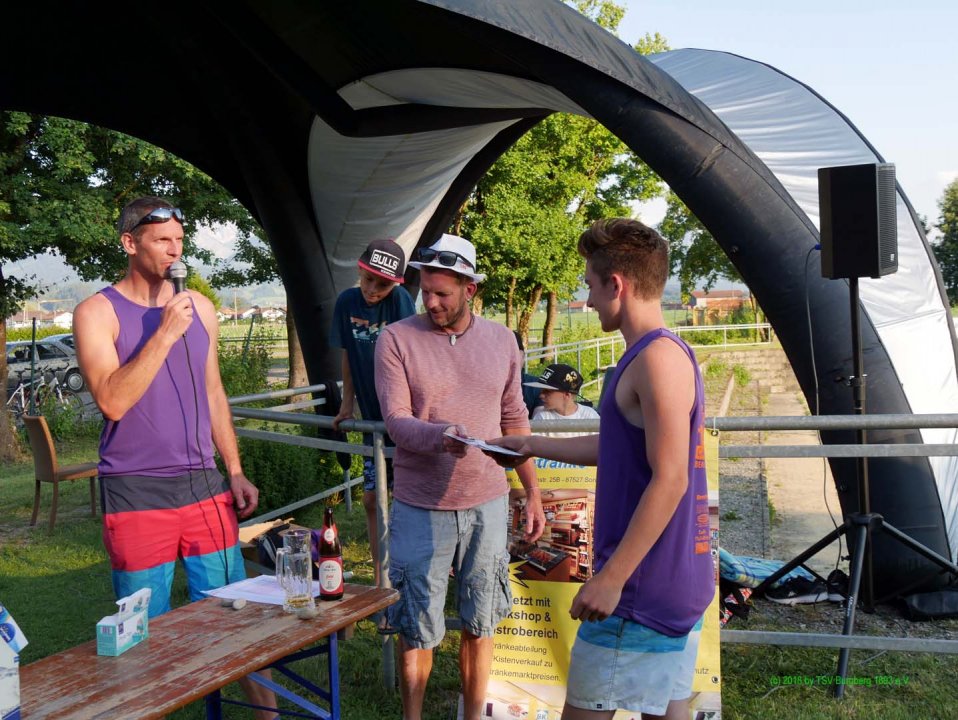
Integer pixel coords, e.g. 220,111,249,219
719,548,815,589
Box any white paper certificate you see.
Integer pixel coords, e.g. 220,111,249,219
443,431,523,456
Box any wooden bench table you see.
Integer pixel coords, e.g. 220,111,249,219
20,583,397,719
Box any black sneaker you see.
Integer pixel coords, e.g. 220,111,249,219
826,569,850,602
765,577,829,605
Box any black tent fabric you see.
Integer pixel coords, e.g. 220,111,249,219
3,0,955,595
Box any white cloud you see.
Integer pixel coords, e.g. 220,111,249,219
194,222,240,261
631,196,669,227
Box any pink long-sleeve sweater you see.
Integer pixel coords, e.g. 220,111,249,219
374,313,530,510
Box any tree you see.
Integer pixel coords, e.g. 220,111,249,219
933,178,958,305
634,31,671,56
657,192,741,302
0,111,259,460
187,272,220,309
656,192,765,329
459,3,668,349
208,234,309,399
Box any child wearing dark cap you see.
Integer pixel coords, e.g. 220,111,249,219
329,238,415,584
524,363,599,437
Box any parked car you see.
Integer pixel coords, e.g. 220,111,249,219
44,333,75,350
5,338,85,392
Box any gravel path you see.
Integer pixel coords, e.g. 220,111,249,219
709,374,958,642
712,376,768,560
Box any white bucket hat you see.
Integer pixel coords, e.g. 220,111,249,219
408,233,486,282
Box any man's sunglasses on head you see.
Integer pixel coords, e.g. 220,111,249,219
417,248,475,269
131,207,185,231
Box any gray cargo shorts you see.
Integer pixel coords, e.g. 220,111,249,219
387,495,512,649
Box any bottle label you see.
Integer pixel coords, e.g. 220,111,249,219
323,527,336,543
319,557,344,594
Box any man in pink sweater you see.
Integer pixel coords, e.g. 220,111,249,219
374,233,545,720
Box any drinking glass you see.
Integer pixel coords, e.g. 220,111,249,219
275,528,315,613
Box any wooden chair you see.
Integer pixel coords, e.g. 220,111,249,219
23,415,98,533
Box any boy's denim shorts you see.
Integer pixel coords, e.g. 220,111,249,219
361,433,394,493
387,495,512,650
565,614,703,715
362,457,394,493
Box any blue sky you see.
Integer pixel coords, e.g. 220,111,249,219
617,0,957,228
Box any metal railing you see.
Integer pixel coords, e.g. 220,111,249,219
229,387,958,685
673,321,773,348
524,323,774,388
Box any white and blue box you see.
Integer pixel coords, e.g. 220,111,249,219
1,602,28,720
96,588,151,657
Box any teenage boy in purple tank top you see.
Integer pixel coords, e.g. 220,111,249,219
74,196,277,719
486,219,713,720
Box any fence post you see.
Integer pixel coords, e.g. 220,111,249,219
242,314,256,362
372,431,396,691
342,465,353,514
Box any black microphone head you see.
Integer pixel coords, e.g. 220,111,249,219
168,261,188,294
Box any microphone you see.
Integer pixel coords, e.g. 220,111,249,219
168,261,188,294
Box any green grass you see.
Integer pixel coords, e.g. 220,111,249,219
722,613,958,719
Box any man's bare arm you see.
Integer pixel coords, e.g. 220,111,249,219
74,291,193,421
502,427,547,542
333,352,355,431
483,432,599,468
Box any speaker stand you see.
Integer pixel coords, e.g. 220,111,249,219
753,277,958,698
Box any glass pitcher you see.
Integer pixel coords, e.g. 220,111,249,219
275,528,316,613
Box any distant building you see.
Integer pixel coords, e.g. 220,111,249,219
565,300,593,313
216,308,241,323
53,311,73,328
689,289,747,325
6,309,56,329
232,305,286,322
261,306,286,322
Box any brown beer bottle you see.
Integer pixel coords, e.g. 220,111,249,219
318,506,344,600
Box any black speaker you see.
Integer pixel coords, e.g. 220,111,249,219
819,163,898,279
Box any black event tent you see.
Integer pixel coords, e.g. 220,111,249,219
3,0,957,596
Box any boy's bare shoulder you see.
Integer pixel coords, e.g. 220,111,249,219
620,336,693,394
634,336,692,370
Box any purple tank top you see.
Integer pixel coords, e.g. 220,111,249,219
594,328,713,636
98,286,215,477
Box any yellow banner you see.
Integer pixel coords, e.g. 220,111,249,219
470,432,722,719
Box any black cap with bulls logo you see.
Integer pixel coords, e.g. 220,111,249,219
358,238,406,283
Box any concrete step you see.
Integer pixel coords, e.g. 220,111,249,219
703,347,803,394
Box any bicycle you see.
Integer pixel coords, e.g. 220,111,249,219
5,370,82,421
